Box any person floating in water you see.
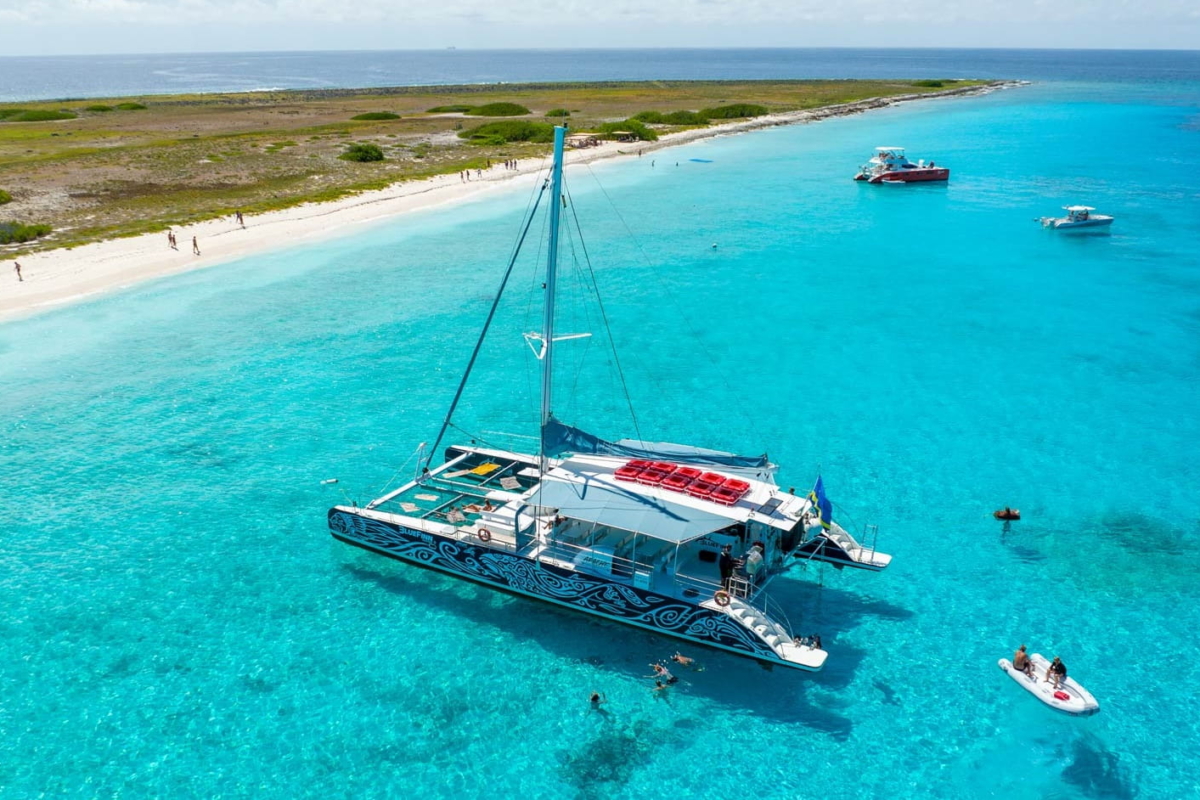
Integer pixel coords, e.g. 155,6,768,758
1045,656,1067,690
671,652,693,667
1013,644,1034,679
648,663,678,685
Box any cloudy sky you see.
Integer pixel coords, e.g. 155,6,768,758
2,0,1198,55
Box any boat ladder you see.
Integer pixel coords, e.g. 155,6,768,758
724,597,792,653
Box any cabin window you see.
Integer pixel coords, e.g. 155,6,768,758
698,549,718,563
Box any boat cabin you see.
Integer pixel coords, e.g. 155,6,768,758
361,444,813,604
1065,205,1094,222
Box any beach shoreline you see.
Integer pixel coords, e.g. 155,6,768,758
0,80,1020,324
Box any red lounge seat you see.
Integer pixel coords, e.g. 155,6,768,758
637,469,669,485
724,479,750,496
661,473,694,491
614,465,643,482
686,481,718,498
627,459,653,470
675,466,702,480
699,472,727,487
711,486,742,506
651,461,677,474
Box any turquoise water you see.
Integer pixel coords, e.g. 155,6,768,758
3,81,1199,798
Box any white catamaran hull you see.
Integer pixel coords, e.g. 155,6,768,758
330,507,826,671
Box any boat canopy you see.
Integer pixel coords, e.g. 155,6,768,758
1065,206,1095,211
876,146,905,152
531,476,736,543
544,418,771,469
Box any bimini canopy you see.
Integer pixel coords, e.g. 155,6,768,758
544,418,772,470
530,476,735,544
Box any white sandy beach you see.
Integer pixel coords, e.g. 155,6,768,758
0,83,1015,324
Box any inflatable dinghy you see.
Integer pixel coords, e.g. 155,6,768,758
998,653,1099,717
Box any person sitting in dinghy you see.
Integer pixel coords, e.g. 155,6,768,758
1013,645,1034,679
1045,656,1067,690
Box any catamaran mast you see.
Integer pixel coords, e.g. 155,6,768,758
539,125,567,472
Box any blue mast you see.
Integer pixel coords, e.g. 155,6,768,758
539,125,567,472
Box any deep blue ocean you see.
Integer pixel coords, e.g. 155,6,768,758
0,47,1198,102
3,50,1200,798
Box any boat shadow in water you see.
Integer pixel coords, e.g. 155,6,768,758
1060,734,1137,800
340,559,890,737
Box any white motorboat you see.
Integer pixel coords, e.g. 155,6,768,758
1039,206,1114,229
998,653,1099,716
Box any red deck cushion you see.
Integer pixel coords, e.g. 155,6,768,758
661,473,694,490
614,465,643,482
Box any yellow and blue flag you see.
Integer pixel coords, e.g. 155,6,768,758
809,477,833,529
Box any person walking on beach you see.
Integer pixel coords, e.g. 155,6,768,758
192,236,200,256
235,210,244,227
13,261,22,282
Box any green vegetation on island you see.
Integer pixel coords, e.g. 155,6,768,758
340,143,386,162
465,102,532,117
0,189,11,205
0,79,995,254
0,221,51,244
0,109,77,123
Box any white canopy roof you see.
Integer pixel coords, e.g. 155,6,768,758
1065,205,1096,211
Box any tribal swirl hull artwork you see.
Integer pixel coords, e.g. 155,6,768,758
328,508,779,662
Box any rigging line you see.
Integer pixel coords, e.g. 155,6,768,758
562,228,597,412
581,162,765,447
426,177,550,471
373,441,426,499
563,183,644,446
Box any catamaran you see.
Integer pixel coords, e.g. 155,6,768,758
328,126,891,672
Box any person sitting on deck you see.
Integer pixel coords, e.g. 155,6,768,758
744,543,764,580
1045,656,1067,690
1013,644,1034,678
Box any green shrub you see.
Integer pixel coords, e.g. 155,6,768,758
459,120,555,145
115,102,147,110
0,190,11,205
340,143,385,162
593,120,658,142
427,105,475,113
545,108,570,118
0,221,52,244
465,103,531,117
912,80,944,88
0,109,78,122
85,104,115,112
698,103,769,120
351,111,400,120
633,110,707,126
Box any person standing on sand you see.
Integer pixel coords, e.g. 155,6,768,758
13,262,22,282
192,236,200,256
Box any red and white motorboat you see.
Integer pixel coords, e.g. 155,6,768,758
854,147,949,184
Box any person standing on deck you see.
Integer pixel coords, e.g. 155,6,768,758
718,545,734,590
